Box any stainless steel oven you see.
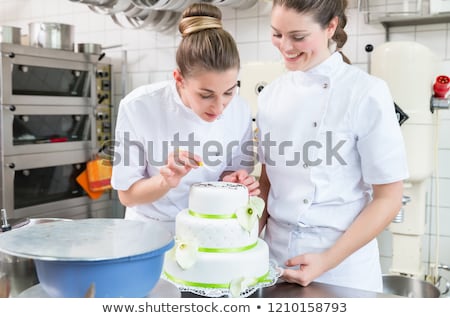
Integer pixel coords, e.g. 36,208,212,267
1,44,94,106
1,151,111,219
0,43,116,220
2,105,92,155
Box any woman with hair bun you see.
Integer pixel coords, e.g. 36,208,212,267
111,3,258,234
257,0,409,292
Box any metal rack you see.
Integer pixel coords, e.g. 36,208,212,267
359,0,450,40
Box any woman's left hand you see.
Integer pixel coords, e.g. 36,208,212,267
222,170,260,196
282,253,330,287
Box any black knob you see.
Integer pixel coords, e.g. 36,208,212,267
8,52,15,58
8,163,15,169
98,52,106,62
98,94,108,104
9,105,16,111
365,44,374,53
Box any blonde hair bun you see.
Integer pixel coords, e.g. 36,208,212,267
179,3,223,37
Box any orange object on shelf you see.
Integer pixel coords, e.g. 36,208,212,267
86,157,112,192
76,169,104,200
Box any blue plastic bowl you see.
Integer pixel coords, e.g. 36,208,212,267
0,218,175,298
34,241,174,298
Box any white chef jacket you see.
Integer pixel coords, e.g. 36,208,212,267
111,80,254,234
256,52,409,292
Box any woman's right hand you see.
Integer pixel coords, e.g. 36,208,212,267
159,151,202,188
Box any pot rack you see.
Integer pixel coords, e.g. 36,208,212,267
69,0,259,32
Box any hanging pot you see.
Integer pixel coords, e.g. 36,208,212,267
29,22,74,51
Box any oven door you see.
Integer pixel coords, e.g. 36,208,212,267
1,53,94,106
1,151,110,219
2,105,94,155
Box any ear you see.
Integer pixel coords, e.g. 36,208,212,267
173,69,184,87
326,16,339,39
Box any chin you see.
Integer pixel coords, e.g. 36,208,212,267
202,116,217,122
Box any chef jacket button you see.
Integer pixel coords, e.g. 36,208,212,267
303,199,309,204
313,122,318,127
303,163,308,169
323,83,328,89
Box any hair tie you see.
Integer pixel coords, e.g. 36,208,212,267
180,16,222,37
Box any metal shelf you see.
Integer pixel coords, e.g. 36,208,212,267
375,13,450,40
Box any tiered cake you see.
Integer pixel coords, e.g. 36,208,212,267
163,182,269,294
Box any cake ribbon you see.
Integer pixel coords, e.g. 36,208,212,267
198,241,257,253
163,270,271,289
188,210,237,219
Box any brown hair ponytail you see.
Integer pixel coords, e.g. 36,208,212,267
333,0,351,64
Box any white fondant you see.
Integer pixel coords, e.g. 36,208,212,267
176,209,258,249
163,181,269,289
164,239,269,285
188,182,248,216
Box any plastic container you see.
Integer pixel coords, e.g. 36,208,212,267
0,218,174,298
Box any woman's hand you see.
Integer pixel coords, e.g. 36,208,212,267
282,252,331,287
160,151,202,188
222,169,260,196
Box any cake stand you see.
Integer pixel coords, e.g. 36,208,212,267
163,260,282,298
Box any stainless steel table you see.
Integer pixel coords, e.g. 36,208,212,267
182,281,400,298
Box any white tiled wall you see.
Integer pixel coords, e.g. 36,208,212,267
1,0,449,289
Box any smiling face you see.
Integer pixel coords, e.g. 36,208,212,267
174,68,239,122
271,5,338,72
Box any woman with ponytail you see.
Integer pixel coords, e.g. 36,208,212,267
112,3,258,234
257,0,409,292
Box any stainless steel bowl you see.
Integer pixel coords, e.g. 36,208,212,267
383,274,440,298
0,218,71,297
28,22,74,51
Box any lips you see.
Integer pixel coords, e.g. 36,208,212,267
284,52,303,62
285,52,301,59
205,112,220,121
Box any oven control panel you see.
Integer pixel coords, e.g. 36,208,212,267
95,63,112,154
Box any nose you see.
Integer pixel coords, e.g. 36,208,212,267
280,36,293,52
211,97,225,114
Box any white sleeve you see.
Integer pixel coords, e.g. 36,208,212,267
355,79,409,184
111,100,148,191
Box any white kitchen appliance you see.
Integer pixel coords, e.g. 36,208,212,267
371,41,438,277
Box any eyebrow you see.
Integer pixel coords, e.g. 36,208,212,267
271,26,308,34
200,83,238,93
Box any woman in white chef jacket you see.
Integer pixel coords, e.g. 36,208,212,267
111,3,259,235
257,0,409,292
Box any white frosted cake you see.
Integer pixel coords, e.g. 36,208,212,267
164,182,269,295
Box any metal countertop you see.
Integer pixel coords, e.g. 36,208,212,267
182,281,400,298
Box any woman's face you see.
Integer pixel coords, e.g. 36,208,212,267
271,5,338,71
175,68,239,122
